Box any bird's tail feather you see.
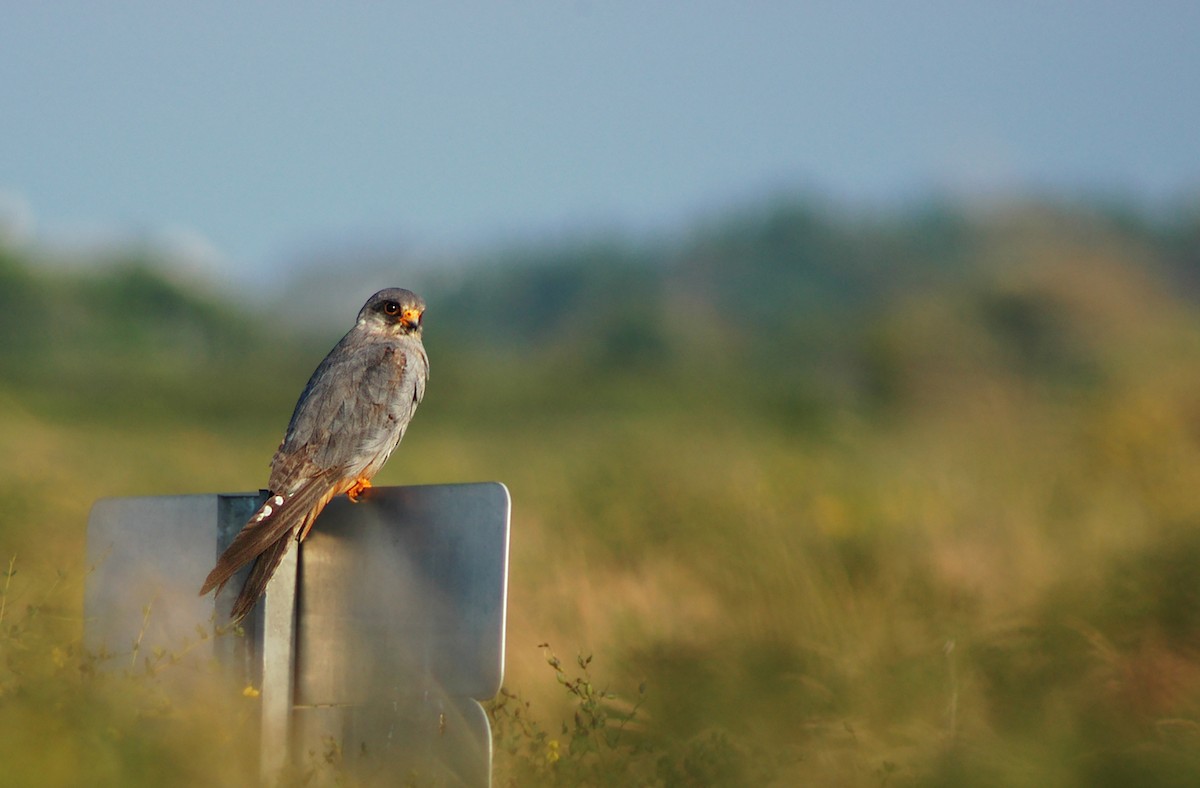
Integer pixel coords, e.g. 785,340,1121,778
228,530,292,622
227,501,326,622
199,475,339,608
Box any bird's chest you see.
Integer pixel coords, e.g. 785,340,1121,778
356,344,422,456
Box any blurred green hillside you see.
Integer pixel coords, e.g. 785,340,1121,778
2,197,1200,785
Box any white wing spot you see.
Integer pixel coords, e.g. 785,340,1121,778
257,504,273,520
272,495,285,506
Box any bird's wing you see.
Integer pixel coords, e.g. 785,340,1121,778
270,337,412,486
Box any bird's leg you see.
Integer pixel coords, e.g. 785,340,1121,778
346,477,372,503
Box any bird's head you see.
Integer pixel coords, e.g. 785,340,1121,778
357,288,426,337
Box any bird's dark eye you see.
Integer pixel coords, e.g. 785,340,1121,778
382,301,401,315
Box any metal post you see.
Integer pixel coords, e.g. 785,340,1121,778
260,538,299,784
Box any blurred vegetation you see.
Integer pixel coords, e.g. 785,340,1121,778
2,195,1200,785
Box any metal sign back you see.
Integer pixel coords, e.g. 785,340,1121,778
85,482,510,787
297,483,510,703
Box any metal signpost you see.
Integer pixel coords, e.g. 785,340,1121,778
85,483,510,786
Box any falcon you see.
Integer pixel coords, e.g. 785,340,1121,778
200,287,429,622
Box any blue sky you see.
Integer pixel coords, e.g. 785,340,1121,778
2,2,1198,280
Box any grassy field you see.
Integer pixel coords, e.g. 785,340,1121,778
2,202,1200,785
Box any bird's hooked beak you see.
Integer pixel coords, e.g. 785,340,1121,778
400,308,423,329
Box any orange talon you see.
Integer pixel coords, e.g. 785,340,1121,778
346,478,372,503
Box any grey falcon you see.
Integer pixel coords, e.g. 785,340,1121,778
200,287,429,622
